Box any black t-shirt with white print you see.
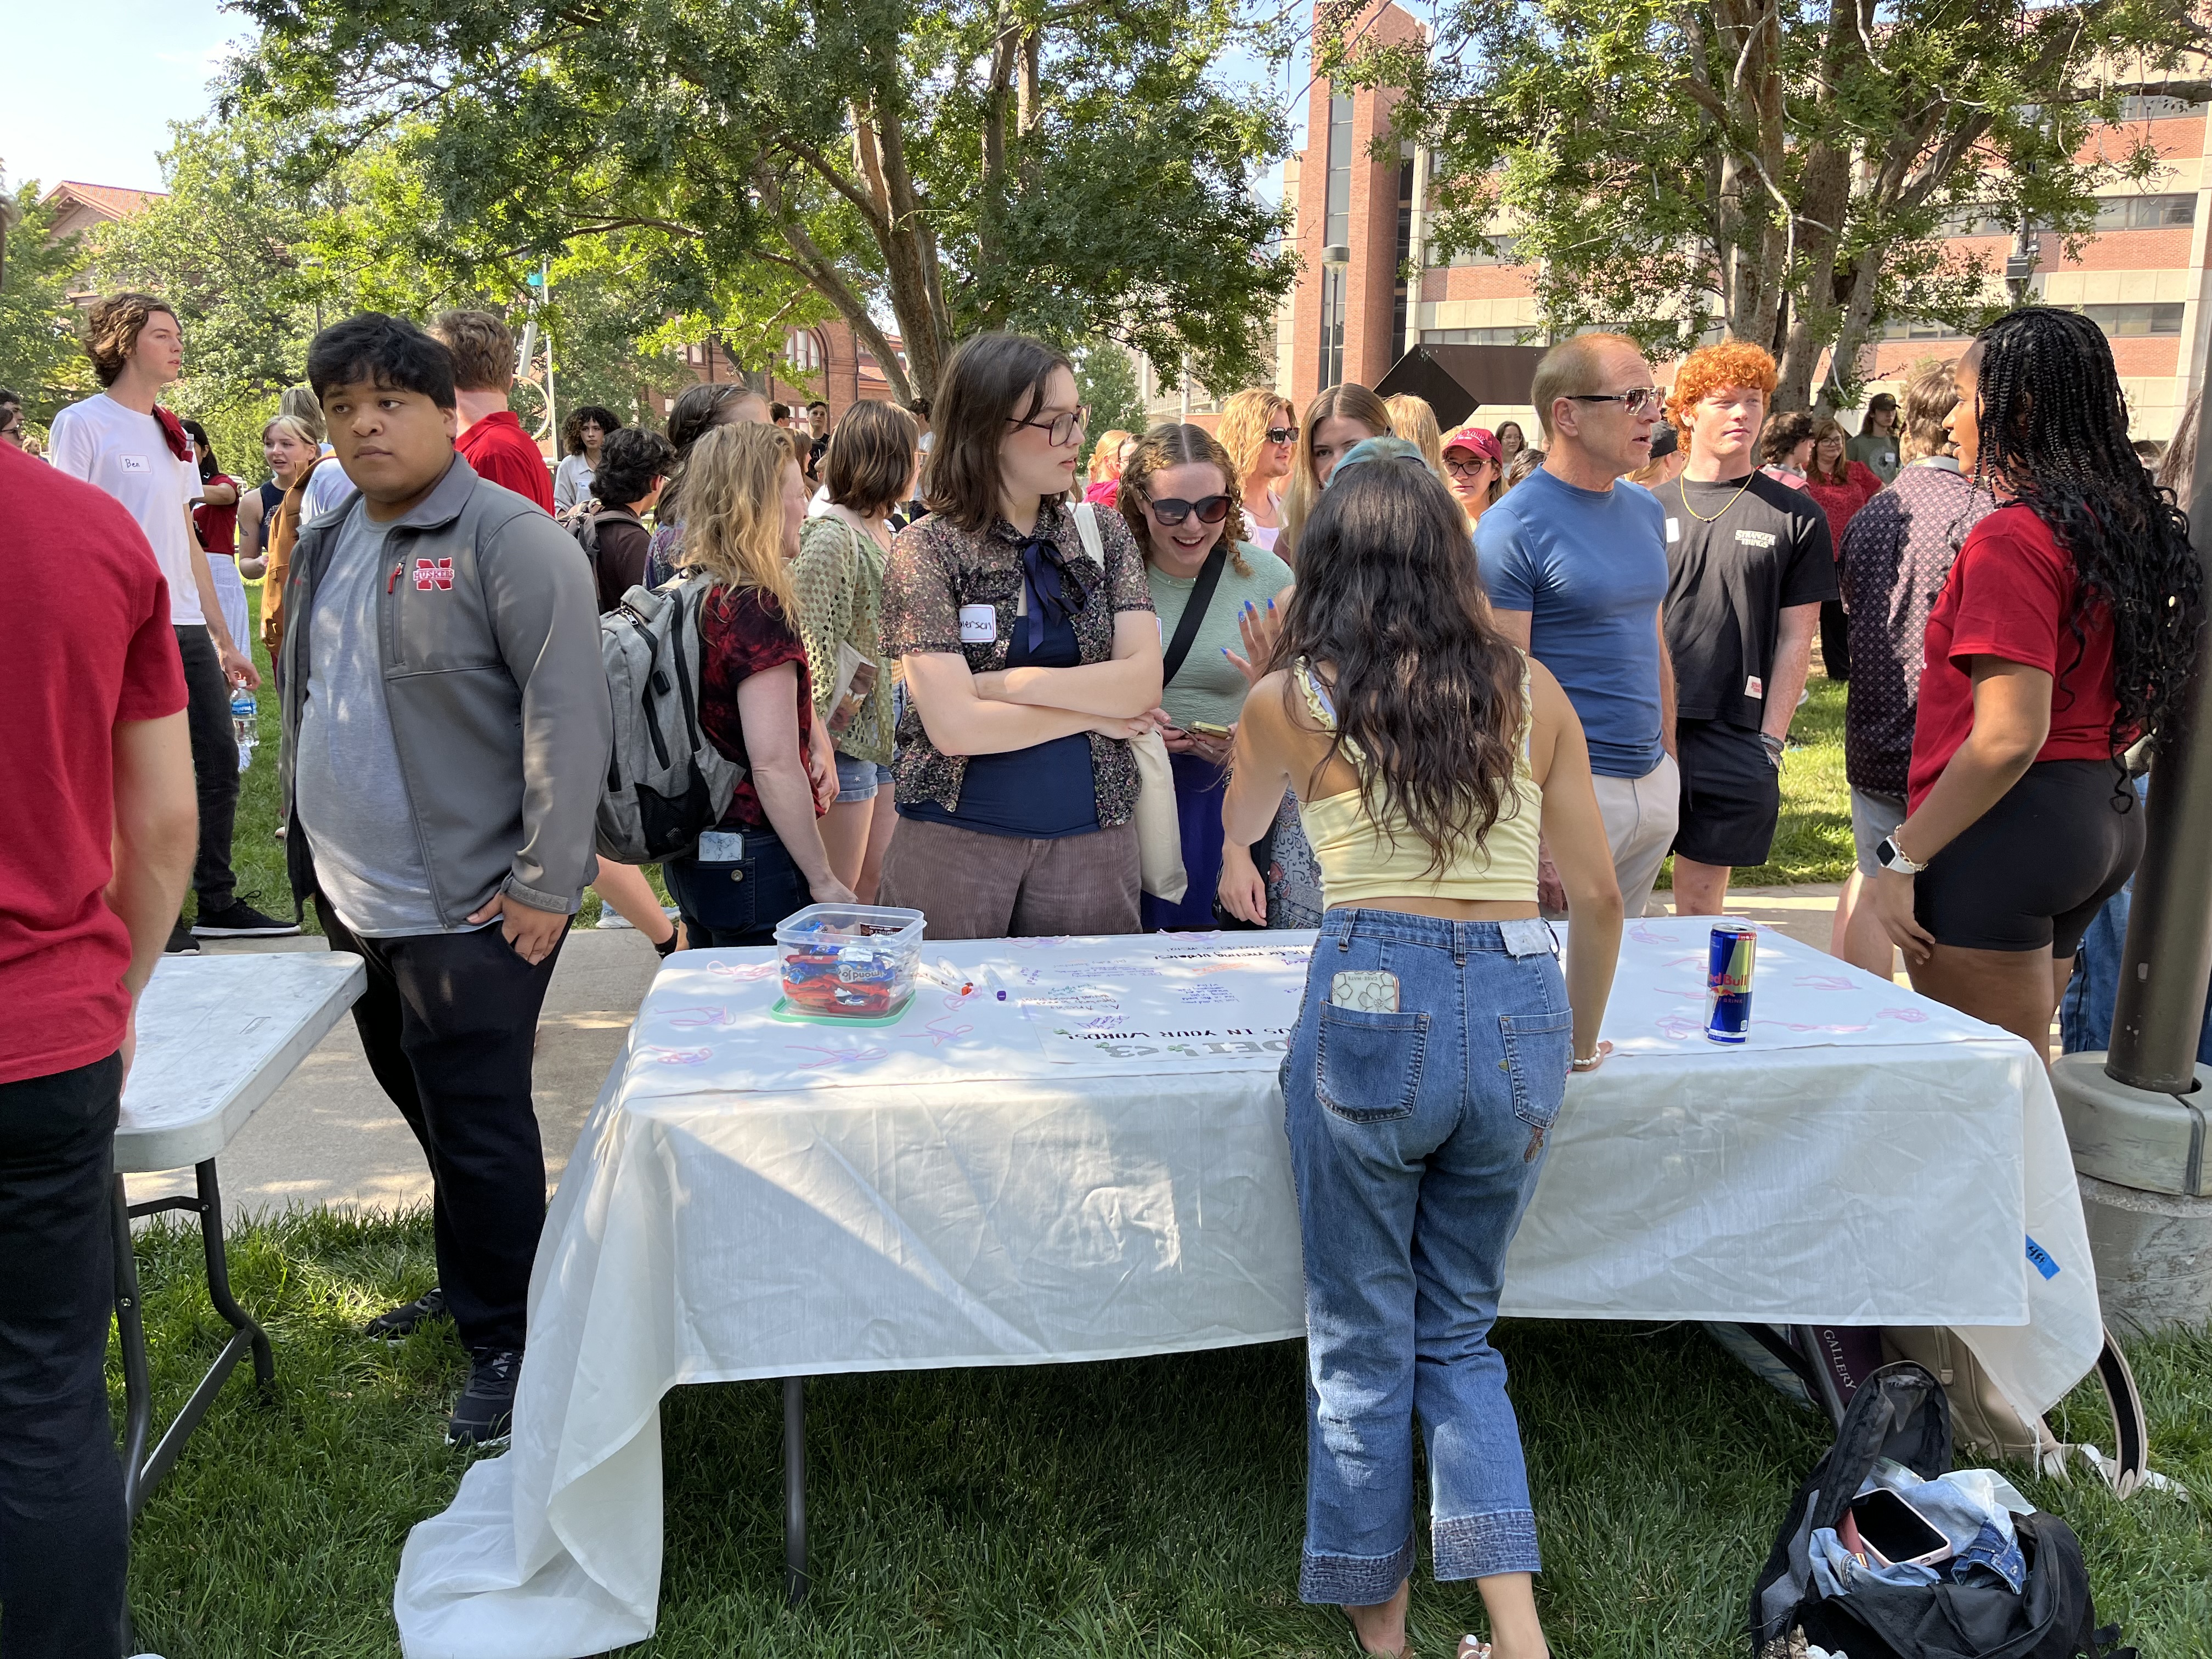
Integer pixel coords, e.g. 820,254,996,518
1661,471,1838,731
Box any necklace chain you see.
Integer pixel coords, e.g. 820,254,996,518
1678,472,1756,524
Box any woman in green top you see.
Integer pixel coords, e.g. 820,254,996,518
791,399,919,902
1119,423,1295,929
1847,391,1901,484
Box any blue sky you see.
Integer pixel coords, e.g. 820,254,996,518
0,1,1307,201
3,1,250,194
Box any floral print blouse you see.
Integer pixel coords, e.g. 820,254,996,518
882,499,1155,827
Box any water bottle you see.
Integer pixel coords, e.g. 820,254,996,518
231,685,258,773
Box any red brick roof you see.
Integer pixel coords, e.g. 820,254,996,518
41,181,169,220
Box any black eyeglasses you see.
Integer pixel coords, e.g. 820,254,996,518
1443,455,1493,478
1564,387,1660,414
1265,425,1299,444
1007,404,1090,447
1146,493,1233,526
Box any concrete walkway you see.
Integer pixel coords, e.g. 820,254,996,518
132,886,1860,1218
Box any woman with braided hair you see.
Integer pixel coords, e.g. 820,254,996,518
1866,308,2203,1048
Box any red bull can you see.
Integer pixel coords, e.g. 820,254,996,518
1706,921,1757,1043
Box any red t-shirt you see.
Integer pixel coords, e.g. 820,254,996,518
1907,503,2123,811
1,445,190,1086
456,410,555,514
1803,462,1881,556
194,471,240,556
697,585,822,830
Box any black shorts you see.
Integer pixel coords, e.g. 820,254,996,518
1915,760,2143,955
1672,718,1781,868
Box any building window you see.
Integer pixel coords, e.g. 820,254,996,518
1879,317,1970,341
1325,91,1353,249
2094,194,2197,231
1319,265,1347,389
2118,95,2210,122
1392,158,1414,353
1448,235,1522,267
2081,302,2186,337
1421,326,1532,345
785,329,824,373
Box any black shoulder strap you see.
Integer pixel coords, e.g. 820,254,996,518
1161,544,1231,688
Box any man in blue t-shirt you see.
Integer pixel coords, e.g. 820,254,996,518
1477,332,1678,917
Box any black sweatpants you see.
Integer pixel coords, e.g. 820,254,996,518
176,625,240,912
0,1054,129,1659
318,907,564,1355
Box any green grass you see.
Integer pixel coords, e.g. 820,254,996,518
114,1210,2212,1657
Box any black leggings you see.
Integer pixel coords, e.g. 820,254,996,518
1915,760,2143,955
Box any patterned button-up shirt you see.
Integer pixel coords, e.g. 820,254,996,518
883,499,1155,827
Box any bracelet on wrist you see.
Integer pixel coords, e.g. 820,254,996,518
1570,1052,1603,1071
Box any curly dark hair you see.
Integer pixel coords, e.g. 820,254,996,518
1759,410,1814,468
1118,422,1252,577
594,426,675,509
561,403,623,456
1964,307,2203,761
1265,461,1527,874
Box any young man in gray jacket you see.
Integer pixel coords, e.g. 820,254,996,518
278,313,611,1446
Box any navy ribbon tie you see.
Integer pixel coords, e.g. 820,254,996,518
1017,533,1087,655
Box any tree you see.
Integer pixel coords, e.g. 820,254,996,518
231,0,1298,402
0,180,95,422
1074,342,1147,441
1346,0,2207,409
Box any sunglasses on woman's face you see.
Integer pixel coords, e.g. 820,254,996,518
1265,426,1299,444
1147,493,1233,527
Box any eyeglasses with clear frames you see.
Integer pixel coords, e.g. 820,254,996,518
1007,404,1090,447
1563,387,1660,414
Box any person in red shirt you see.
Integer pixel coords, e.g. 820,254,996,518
1802,416,1883,682
1866,309,2204,1047
427,310,556,513
0,444,198,1653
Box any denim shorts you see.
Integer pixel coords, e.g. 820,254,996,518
1849,786,1908,879
834,753,895,804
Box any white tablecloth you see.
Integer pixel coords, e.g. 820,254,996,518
393,923,2102,1658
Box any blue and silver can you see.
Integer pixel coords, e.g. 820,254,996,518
1706,921,1757,1043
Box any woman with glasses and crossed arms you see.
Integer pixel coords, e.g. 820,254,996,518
878,332,1164,938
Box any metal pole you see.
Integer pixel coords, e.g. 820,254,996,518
782,1376,809,1605
2107,431,2212,1093
540,257,557,450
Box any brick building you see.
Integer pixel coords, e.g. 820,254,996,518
1275,2,2209,440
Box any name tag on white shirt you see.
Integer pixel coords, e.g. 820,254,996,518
120,454,150,473
958,603,997,644
1665,517,1679,544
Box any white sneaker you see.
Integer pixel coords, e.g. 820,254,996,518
595,909,636,929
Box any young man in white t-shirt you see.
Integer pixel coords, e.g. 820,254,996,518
50,294,300,949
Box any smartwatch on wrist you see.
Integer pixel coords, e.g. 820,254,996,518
1875,834,1929,876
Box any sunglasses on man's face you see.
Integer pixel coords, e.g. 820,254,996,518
1147,493,1233,527
1265,426,1299,444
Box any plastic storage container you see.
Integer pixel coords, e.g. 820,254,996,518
774,904,926,1019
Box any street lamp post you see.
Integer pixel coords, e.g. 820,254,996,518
2051,423,2212,1334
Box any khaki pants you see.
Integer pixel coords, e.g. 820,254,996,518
1595,751,1680,919
879,817,1141,939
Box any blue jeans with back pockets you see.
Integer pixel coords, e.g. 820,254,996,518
1285,908,1571,1604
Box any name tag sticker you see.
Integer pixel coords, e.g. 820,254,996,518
958,604,997,644
1745,676,1765,698
1665,517,1680,544
120,454,150,473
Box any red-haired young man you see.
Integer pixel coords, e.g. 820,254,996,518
1654,343,1837,914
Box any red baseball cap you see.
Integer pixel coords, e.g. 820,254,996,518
1442,425,1502,462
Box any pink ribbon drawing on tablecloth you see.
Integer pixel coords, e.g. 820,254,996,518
664,1006,733,1029
707,961,778,981
1792,974,1855,991
924,1017,972,1047
1877,1007,1931,1023
642,1046,714,1065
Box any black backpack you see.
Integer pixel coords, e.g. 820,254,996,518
1750,1362,2131,1659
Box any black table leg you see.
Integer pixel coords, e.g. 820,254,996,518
783,1375,809,1606
114,1159,275,1520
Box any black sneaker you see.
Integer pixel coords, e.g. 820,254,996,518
364,1285,448,1343
447,1348,522,1448
191,899,302,938
163,920,202,955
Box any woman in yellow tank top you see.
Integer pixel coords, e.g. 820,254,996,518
1221,447,1623,1659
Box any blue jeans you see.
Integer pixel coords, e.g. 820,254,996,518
2060,774,2212,1061
1286,909,1571,1604
664,827,811,947
833,753,894,805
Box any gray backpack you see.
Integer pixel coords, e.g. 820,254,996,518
596,577,745,862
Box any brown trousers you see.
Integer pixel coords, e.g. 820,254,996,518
879,817,1141,939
